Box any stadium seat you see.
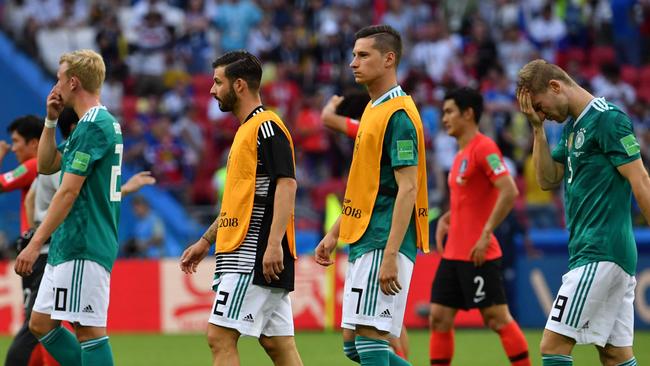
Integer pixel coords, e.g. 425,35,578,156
637,86,650,103
590,46,616,66
580,64,600,80
193,94,212,126
620,65,639,87
191,74,214,95
556,47,586,69
640,65,650,85
121,95,138,123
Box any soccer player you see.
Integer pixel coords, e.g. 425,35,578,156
517,59,650,366
14,49,123,366
428,87,530,366
1,116,41,234
7,107,154,366
321,93,411,360
315,25,429,366
179,51,303,366
0,115,49,365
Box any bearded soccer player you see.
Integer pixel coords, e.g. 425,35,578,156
517,59,650,366
429,87,530,366
316,24,429,366
180,51,303,366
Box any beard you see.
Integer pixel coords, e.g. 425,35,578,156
216,86,237,112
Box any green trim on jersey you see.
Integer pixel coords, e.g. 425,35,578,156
349,86,418,263
551,98,639,275
48,106,123,272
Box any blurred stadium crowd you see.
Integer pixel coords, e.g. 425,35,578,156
2,0,650,257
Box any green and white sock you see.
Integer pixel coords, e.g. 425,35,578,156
617,357,637,366
344,340,361,363
355,336,390,366
39,326,82,366
388,349,411,366
80,336,114,366
542,354,573,365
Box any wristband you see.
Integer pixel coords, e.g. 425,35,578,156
44,118,58,128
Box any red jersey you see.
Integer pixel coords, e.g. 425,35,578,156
445,133,508,261
0,158,38,232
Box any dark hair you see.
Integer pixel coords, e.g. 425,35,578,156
7,115,43,142
212,51,262,92
58,107,79,139
355,25,403,66
444,87,484,123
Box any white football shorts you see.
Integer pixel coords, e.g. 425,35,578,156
33,259,111,327
208,272,294,338
341,249,414,338
546,261,636,347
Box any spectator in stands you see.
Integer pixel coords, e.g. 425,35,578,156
498,26,537,82
176,0,212,74
56,0,88,28
294,91,329,180
212,0,262,52
463,17,498,81
484,65,522,164
527,4,567,63
144,115,188,202
130,0,183,34
161,78,191,120
262,63,301,125
611,0,643,66
381,0,414,39
591,63,636,113
95,14,127,79
124,195,165,258
23,0,62,28
130,10,172,95
248,16,282,61
171,105,204,181
410,22,462,83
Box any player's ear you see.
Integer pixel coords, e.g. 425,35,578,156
384,51,396,68
234,78,246,93
549,80,561,94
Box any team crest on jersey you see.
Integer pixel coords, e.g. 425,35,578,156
574,129,586,150
456,159,468,185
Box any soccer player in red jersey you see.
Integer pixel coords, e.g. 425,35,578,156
429,87,530,366
0,116,41,233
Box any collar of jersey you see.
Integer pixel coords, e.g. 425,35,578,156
573,97,607,128
78,105,106,123
243,105,265,123
371,85,405,107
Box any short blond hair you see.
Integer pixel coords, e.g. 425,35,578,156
516,59,576,94
59,49,105,94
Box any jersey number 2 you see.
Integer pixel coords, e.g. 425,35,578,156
110,144,123,202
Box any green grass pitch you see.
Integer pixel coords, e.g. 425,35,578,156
1,329,649,365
